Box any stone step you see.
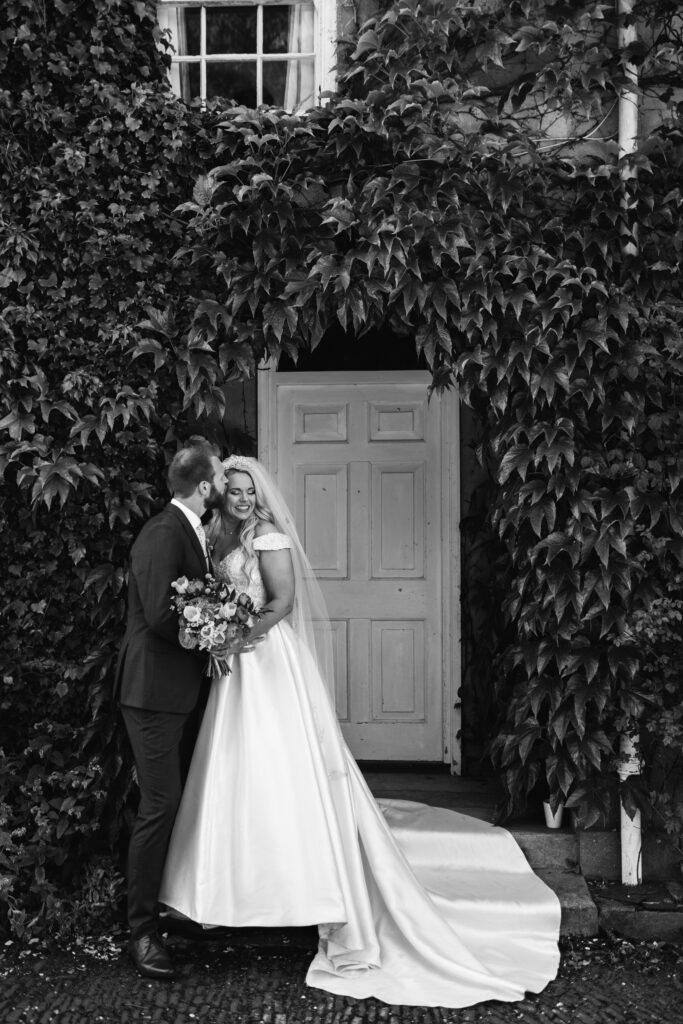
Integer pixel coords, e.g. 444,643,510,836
362,774,599,936
576,829,680,881
593,881,683,941
362,770,681,881
536,869,598,936
360,770,683,936
508,829,599,934
508,825,579,872
515,826,679,881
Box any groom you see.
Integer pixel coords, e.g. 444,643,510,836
115,438,226,980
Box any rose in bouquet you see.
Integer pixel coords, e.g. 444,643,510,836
170,574,259,678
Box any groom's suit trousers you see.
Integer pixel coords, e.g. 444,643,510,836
122,704,203,939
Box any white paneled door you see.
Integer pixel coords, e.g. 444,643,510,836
259,371,460,766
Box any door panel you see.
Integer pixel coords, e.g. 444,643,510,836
371,619,426,718
297,465,348,576
371,463,425,577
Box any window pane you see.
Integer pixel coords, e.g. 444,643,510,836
182,7,201,55
207,61,257,105
187,62,200,99
264,5,314,54
206,7,257,54
171,61,199,101
262,61,287,104
263,57,314,108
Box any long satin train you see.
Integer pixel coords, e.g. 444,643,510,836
159,621,561,1008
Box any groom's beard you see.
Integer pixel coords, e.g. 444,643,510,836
203,484,223,512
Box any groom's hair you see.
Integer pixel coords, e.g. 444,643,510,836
168,438,221,497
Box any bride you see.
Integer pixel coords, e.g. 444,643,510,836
159,455,561,1009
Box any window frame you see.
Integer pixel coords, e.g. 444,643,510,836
157,0,336,110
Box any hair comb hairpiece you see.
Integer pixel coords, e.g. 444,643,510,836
223,454,254,472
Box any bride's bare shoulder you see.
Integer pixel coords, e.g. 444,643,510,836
254,522,279,538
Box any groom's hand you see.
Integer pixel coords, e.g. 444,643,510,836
210,643,235,658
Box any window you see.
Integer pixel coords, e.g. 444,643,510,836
157,1,334,110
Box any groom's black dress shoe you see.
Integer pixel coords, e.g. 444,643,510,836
128,932,176,980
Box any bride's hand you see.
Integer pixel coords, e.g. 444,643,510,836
213,635,265,657
237,635,265,653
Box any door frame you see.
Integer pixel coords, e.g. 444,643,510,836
257,367,462,773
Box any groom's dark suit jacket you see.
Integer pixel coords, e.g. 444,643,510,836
115,503,209,713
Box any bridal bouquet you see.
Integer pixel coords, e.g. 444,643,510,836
170,574,259,678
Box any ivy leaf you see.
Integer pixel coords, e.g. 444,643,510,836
498,444,532,483
351,29,379,60
192,175,216,208
0,411,36,440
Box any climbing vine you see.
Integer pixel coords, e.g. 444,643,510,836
1,0,683,939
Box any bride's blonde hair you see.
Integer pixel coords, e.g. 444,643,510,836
207,457,274,578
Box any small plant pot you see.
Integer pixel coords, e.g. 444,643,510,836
542,800,564,829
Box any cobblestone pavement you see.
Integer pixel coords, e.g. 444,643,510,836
2,931,682,1024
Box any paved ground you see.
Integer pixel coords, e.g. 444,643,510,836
2,929,682,1024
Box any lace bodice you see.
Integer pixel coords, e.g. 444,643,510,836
218,532,292,610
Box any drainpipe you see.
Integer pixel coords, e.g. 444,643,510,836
617,735,642,884
617,0,642,886
618,0,639,171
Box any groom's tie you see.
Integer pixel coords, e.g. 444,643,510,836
195,524,212,575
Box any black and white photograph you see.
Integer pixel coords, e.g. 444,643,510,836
1,1,683,1021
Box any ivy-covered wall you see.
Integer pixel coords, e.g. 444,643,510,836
0,0,234,941
2,0,683,943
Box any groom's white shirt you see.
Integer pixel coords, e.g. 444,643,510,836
170,497,202,532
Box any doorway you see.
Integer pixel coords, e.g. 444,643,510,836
258,367,461,767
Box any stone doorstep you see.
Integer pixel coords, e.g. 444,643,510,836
508,825,579,872
520,865,683,941
509,866,683,942
502,824,600,937
596,902,683,942
577,830,681,882
513,830,683,940
508,824,681,881
535,869,598,937
362,773,683,940
591,880,683,943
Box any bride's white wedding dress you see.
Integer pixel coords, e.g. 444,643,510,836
159,534,561,1009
